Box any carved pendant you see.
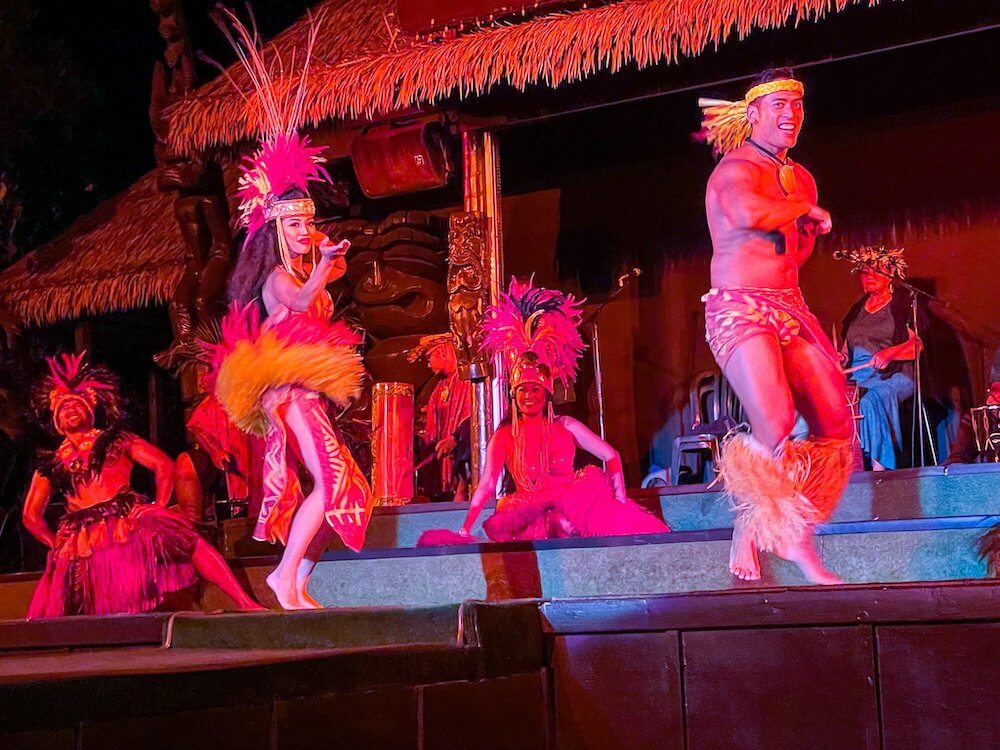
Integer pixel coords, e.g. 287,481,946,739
778,164,797,195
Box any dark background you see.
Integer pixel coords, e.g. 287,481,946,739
0,0,312,255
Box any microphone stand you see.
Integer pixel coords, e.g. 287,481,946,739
903,280,936,466
583,269,640,441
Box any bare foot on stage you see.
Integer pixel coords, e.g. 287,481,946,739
296,587,322,609
778,533,843,586
294,559,323,609
729,523,761,581
266,570,305,610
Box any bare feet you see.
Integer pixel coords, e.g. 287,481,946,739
294,559,323,609
265,569,304,610
238,597,269,612
296,586,323,609
777,532,843,585
729,523,761,581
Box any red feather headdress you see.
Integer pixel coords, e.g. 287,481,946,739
33,352,125,433
481,277,586,392
209,6,329,247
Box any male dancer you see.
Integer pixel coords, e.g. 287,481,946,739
700,68,853,584
409,334,471,501
24,353,263,617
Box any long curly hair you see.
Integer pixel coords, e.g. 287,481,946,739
226,186,308,310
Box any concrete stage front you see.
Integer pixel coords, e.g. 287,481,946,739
205,463,1000,611
4,582,1000,748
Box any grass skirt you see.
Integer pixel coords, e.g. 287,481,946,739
208,303,364,437
26,490,200,619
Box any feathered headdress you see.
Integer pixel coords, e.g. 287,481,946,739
236,132,329,241
697,78,805,157
210,6,329,261
481,277,586,392
848,245,908,279
32,352,125,434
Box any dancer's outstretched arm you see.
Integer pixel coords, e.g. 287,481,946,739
266,263,336,313
460,428,508,535
22,472,55,547
560,417,627,501
264,237,348,313
126,436,175,507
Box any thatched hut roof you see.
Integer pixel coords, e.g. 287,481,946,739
168,0,878,154
0,172,185,329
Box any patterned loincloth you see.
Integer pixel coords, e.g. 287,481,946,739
703,286,838,372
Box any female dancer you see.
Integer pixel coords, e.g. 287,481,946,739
205,11,371,609
430,279,668,542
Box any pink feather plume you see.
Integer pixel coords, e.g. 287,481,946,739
481,277,586,388
236,132,330,237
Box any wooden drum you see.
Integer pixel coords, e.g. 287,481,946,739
372,382,415,505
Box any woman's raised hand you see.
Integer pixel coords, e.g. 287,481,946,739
312,232,351,260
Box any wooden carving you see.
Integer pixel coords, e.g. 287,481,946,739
447,211,490,380
149,0,233,346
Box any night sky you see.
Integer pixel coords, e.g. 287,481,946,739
0,0,311,253
3,0,995,257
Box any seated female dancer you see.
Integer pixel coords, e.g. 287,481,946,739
425,279,669,542
23,353,263,618
459,354,670,541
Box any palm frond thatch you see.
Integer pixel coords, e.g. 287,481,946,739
0,172,185,328
167,0,880,153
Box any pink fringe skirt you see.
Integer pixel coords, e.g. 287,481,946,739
27,490,201,619
483,467,670,542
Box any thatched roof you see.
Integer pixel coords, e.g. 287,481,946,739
168,0,879,153
0,172,185,329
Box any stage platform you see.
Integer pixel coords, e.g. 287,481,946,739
215,462,1000,555
4,581,1000,748
197,463,1000,611
1,464,997,617
0,600,545,749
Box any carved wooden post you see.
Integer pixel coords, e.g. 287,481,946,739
451,130,504,484
448,211,490,483
149,0,234,409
